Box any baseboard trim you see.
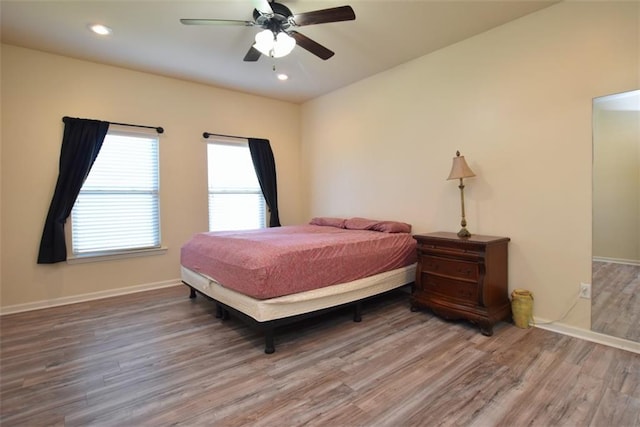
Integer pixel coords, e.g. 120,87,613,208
0,279,183,316
592,256,640,266
534,318,640,354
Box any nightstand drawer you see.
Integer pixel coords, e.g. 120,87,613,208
421,256,478,281
422,274,478,303
417,239,485,256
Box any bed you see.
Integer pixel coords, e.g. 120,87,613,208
180,217,417,353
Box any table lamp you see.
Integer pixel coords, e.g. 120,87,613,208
447,151,476,238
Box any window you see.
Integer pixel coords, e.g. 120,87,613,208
71,129,160,256
208,141,266,231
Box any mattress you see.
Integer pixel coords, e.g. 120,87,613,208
181,264,416,322
180,224,417,299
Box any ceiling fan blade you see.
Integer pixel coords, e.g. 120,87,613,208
289,31,334,60
243,45,262,62
180,18,254,26
292,6,355,26
252,0,273,15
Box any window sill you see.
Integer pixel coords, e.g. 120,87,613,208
67,246,168,264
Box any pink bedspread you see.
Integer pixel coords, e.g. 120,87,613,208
180,225,417,299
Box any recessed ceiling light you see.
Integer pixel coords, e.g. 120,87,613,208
89,24,112,36
277,73,289,81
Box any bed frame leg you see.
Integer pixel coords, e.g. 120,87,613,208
264,330,275,354
215,304,230,320
353,301,362,322
189,287,197,299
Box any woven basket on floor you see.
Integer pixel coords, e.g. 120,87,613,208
511,289,533,328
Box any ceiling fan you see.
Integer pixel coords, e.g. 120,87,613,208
180,0,356,61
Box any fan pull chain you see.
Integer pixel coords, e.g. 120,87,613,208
270,58,288,81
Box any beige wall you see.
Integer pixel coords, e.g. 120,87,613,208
301,1,639,329
593,108,640,262
0,45,303,309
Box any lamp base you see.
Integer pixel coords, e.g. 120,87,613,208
457,227,471,238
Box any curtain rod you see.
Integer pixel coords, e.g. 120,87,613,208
202,132,249,140
62,116,164,134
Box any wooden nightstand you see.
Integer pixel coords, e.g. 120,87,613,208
411,232,511,336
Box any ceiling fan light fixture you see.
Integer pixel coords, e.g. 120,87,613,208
254,29,273,53
274,31,296,57
253,29,296,58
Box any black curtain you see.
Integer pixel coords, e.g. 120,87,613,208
248,138,281,227
37,118,110,264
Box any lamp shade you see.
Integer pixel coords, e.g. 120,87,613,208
447,151,475,180
253,29,296,58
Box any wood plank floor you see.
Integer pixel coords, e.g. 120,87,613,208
592,261,640,341
1,285,639,426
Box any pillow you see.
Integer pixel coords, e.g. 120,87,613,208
309,217,346,228
343,217,412,233
343,217,378,230
371,221,412,233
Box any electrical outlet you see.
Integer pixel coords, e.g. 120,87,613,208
580,282,591,299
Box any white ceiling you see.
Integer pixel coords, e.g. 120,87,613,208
1,0,556,103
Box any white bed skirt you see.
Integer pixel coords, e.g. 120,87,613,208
181,264,416,322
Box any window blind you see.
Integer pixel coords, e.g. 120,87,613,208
207,142,266,231
71,131,160,254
